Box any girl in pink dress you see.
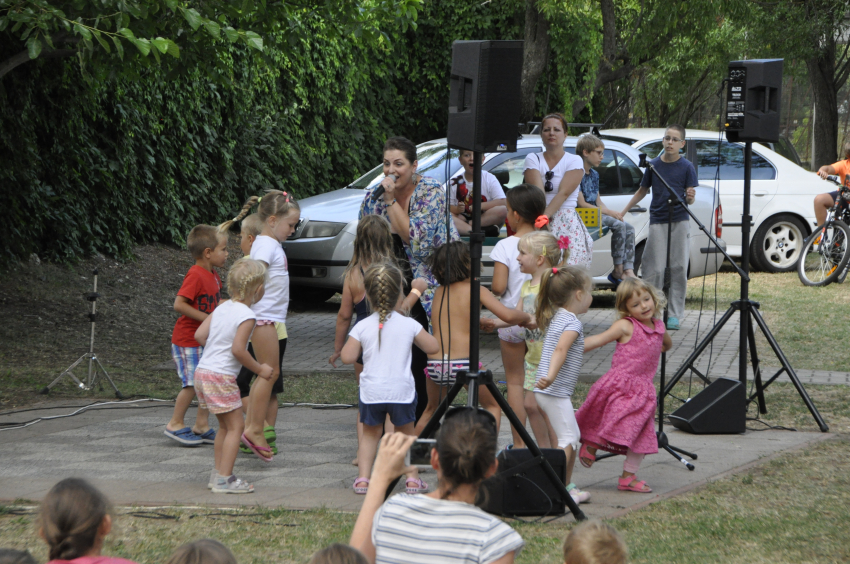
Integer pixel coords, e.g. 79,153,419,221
575,278,672,493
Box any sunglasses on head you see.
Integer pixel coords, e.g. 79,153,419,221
544,170,555,193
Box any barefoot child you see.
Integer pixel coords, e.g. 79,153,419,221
164,225,227,446
234,212,287,455
416,241,532,435
341,262,440,495
221,191,300,460
194,258,273,493
533,264,593,504
576,278,672,493
488,184,545,448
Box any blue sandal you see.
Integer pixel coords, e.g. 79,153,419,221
195,429,217,444
164,427,203,446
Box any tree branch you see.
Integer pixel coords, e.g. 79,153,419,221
0,48,77,80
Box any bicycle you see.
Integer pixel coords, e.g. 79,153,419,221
797,175,850,286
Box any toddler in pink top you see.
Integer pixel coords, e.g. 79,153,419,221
575,278,672,494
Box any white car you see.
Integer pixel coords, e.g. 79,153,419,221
600,128,834,272
283,137,725,299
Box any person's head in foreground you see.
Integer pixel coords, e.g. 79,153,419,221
39,478,135,564
308,544,368,564
165,539,237,564
563,520,627,564
0,549,37,564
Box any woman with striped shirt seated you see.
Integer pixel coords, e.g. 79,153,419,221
349,409,524,564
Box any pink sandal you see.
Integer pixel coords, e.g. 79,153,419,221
241,433,273,463
353,477,369,494
579,444,596,468
618,475,652,493
405,477,428,494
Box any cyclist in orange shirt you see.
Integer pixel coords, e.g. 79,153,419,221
815,143,850,226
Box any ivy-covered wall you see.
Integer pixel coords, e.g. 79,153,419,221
0,1,528,263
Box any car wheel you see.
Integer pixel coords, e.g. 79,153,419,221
750,214,807,272
290,286,337,304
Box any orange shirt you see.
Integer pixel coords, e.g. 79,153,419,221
831,160,850,187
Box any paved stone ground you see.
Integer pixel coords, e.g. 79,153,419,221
0,401,832,520
283,304,850,386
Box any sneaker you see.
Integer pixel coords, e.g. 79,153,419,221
212,475,254,494
164,427,203,446
207,469,217,489
567,483,591,504
666,317,680,331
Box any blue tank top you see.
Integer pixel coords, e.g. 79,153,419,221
353,266,371,325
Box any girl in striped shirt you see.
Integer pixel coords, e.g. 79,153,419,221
533,264,594,504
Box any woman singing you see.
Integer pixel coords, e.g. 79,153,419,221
359,136,459,420
523,114,593,268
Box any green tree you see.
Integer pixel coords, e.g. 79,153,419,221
0,0,422,80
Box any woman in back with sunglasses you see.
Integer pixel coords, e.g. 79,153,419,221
523,113,593,268
350,409,525,564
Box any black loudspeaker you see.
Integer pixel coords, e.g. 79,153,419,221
669,378,746,434
476,448,567,517
447,40,524,153
725,58,783,143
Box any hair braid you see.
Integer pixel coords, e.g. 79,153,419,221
218,196,260,234
227,258,267,303
363,262,404,351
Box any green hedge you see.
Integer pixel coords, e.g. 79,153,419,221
0,0,540,263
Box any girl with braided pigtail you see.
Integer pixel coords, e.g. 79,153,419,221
222,191,300,462
340,262,439,495
193,258,272,493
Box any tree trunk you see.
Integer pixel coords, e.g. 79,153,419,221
519,0,549,125
807,40,839,169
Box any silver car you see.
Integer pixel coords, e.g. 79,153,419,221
283,138,726,301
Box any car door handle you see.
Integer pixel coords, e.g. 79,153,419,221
753,190,768,196
629,206,647,213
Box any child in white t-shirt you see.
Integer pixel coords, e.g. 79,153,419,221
341,262,440,496
194,258,273,494
488,184,546,449
220,191,300,461
449,150,507,235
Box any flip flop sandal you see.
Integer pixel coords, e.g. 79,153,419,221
618,476,652,493
353,477,369,494
405,477,429,494
241,432,273,462
579,444,596,468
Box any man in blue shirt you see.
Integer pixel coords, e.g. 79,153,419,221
620,125,697,330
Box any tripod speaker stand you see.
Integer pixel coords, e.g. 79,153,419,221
407,150,585,521
661,142,828,432
40,268,124,398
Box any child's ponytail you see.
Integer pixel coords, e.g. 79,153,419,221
40,478,113,561
363,262,404,348
536,265,591,334
505,184,546,227
218,196,260,234
518,231,568,269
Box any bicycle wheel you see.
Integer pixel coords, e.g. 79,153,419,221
797,220,850,286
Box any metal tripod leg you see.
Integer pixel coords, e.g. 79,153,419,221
41,354,88,394
662,304,737,397
748,307,828,432
745,309,767,414
91,355,124,398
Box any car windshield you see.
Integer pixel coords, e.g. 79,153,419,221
349,144,461,190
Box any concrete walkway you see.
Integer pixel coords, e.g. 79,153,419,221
0,401,832,520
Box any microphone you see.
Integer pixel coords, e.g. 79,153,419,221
371,174,398,201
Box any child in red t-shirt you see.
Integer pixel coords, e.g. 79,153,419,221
164,225,228,446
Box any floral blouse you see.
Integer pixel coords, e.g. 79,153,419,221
360,175,460,317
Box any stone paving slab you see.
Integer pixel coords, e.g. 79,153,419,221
0,402,832,520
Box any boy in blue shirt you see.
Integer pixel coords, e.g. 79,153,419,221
576,134,637,286
620,125,696,330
